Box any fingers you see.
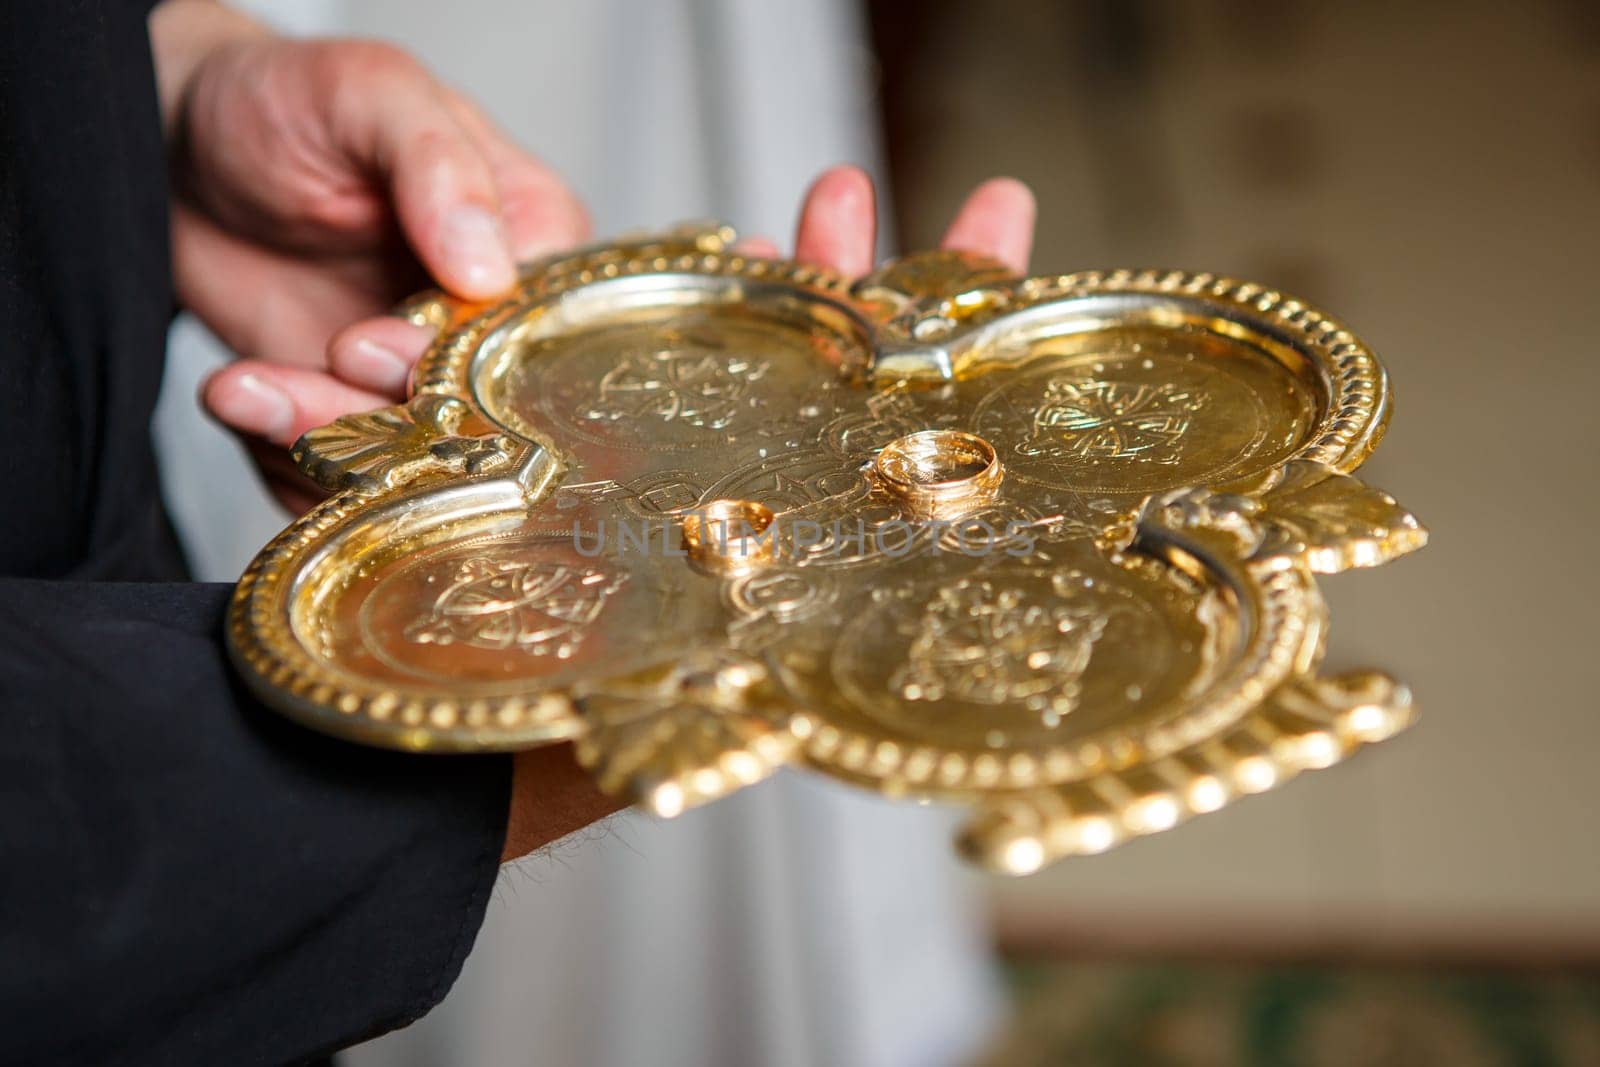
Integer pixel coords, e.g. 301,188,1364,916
203,359,393,448
789,169,1035,279
386,119,517,299
442,94,590,263
332,46,517,299
489,148,591,264
939,177,1036,274
794,165,877,277
326,316,436,399
173,203,389,370
733,236,780,259
327,45,591,296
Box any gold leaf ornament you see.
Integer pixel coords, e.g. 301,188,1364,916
291,394,519,494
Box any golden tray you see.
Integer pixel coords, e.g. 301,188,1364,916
229,224,1427,874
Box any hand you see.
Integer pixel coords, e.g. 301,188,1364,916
332,162,1036,380
149,1,589,511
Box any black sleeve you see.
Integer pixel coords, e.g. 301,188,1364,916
0,579,511,1066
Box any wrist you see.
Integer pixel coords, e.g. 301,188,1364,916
501,744,628,864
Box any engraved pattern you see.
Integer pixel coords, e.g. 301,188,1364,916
891,574,1108,714
554,472,708,517
805,549,1322,792
584,329,770,430
1001,270,1390,471
405,557,626,657
1019,378,1205,464
227,492,586,749
411,229,854,402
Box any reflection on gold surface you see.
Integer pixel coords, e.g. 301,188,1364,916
232,229,1424,871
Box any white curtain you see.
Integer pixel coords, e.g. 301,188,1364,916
155,3,1002,1064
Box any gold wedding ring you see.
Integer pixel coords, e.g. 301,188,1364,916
872,430,1003,519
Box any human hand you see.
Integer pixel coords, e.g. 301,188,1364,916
149,0,588,511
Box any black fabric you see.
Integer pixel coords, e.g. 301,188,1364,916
0,0,184,581
0,580,510,1065
0,4,512,1064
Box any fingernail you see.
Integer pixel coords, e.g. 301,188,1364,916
349,338,411,396
441,205,515,295
214,372,295,443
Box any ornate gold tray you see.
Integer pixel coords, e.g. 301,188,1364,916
229,225,1426,874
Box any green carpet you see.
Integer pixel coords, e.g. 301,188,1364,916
976,960,1600,1066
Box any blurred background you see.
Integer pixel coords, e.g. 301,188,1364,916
156,0,1600,1063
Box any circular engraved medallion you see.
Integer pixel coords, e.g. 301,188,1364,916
480,307,858,454
970,325,1318,494
824,554,1225,763
355,534,645,687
